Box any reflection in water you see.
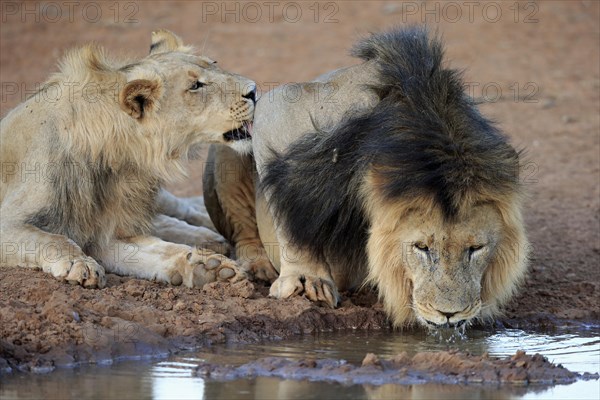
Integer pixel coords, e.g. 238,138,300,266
1,327,598,400
365,383,519,400
485,330,600,375
201,378,528,400
151,361,205,400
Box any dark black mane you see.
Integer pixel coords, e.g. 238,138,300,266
260,111,373,269
352,27,520,217
261,26,520,268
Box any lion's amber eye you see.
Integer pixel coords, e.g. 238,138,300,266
414,242,429,252
189,81,205,91
469,245,484,253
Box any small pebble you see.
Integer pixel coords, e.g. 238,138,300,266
362,353,381,367
170,272,183,286
541,98,556,109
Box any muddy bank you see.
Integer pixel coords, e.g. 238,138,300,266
0,265,597,375
0,268,387,373
193,350,598,386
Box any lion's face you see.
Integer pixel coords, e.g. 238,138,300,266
119,30,256,155
366,195,526,330
151,52,256,152
399,204,503,328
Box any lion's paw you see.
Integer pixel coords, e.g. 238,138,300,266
168,248,248,288
269,274,339,308
46,256,106,289
242,258,279,283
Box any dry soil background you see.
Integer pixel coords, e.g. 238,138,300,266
0,1,599,372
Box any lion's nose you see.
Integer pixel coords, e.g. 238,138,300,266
438,310,458,319
242,84,257,104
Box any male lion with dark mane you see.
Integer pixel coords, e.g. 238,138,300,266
0,30,256,289
204,27,529,329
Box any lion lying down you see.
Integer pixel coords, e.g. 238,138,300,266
0,30,256,288
204,27,529,328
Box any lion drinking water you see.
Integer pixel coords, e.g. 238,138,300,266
0,30,255,289
205,27,529,329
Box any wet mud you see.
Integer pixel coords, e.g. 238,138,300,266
193,350,599,386
0,273,387,373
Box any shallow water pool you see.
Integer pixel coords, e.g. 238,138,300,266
1,326,598,399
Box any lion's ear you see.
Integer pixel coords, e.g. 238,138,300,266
150,29,185,54
119,79,162,119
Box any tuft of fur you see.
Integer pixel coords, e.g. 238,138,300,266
261,26,526,322
150,29,195,54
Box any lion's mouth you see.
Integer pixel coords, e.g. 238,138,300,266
415,300,481,330
223,121,252,142
424,318,467,329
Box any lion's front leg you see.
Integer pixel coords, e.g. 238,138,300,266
151,214,232,256
203,145,279,283
95,236,248,288
268,232,339,308
156,189,215,229
236,239,279,283
0,223,106,288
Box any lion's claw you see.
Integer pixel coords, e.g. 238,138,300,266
242,258,279,283
48,256,106,289
235,243,278,283
269,274,339,308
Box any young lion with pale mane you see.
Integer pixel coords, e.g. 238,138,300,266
0,30,256,288
204,27,529,329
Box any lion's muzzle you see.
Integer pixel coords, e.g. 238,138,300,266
414,299,482,329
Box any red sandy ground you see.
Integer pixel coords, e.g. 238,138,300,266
0,1,598,372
